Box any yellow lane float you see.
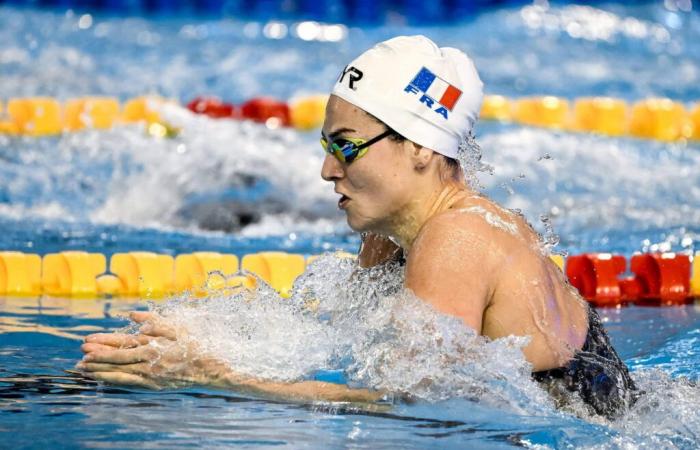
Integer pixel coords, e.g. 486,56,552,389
572,97,628,137
549,254,565,271
692,251,700,299
480,95,512,121
7,97,62,136
42,251,106,296
109,252,175,297
0,251,42,296
289,95,328,130
514,96,570,129
175,252,240,293
629,98,690,141
64,97,121,131
241,252,306,298
121,96,163,124
0,100,19,134
690,102,700,141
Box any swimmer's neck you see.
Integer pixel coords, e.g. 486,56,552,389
386,183,475,251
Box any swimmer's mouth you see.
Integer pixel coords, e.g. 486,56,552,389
338,194,350,209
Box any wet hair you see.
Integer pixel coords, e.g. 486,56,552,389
365,111,462,182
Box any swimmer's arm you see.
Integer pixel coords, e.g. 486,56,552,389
79,347,384,403
358,232,402,268
183,356,384,403
404,214,495,333
214,368,384,403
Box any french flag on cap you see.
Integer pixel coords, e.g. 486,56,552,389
409,67,462,111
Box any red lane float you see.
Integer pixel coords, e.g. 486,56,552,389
186,96,238,119
629,253,691,305
565,253,627,307
240,97,290,127
564,252,694,307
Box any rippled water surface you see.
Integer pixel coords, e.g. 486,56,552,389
2,291,700,449
1,1,700,448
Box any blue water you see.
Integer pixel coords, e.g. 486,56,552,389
2,297,700,448
1,1,700,448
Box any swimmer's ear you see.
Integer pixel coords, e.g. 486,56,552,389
408,142,433,171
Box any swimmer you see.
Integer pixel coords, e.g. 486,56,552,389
78,35,636,418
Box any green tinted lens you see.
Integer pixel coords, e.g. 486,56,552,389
333,139,361,163
320,137,363,163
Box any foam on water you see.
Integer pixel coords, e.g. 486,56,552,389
2,109,699,251
134,253,700,448
92,104,337,228
476,126,700,240
148,255,549,412
600,370,700,449
0,105,342,233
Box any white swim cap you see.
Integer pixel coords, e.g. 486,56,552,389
331,35,483,159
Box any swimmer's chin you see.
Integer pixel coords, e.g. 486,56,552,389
341,206,384,234
346,221,362,233
345,216,373,233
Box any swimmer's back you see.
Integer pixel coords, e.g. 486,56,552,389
407,193,589,372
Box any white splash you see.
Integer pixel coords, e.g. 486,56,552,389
456,205,519,235
131,253,700,447
148,254,550,414
476,127,700,236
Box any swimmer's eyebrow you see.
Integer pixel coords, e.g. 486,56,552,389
322,127,356,140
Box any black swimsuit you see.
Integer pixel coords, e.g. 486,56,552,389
532,307,638,419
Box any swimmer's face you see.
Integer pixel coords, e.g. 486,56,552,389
321,95,418,233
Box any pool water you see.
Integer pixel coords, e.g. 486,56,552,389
1,1,700,448
2,295,700,448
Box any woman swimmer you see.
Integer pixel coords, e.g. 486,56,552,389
78,35,637,418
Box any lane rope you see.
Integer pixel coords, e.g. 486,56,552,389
0,250,698,305
1,95,698,142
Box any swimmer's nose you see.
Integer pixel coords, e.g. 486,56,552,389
321,153,345,182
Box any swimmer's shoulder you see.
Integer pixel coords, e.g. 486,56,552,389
422,194,521,241
408,195,535,274
408,204,503,272
405,201,500,328
444,195,542,248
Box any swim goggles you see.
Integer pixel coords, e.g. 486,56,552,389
320,129,395,164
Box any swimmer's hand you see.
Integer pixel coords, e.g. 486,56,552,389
77,311,211,389
77,312,385,405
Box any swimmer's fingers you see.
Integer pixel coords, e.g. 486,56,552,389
77,362,191,388
83,333,153,348
81,340,154,355
129,311,179,340
86,371,161,390
130,311,156,324
77,361,150,376
81,342,117,355
81,345,159,365
139,322,178,340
